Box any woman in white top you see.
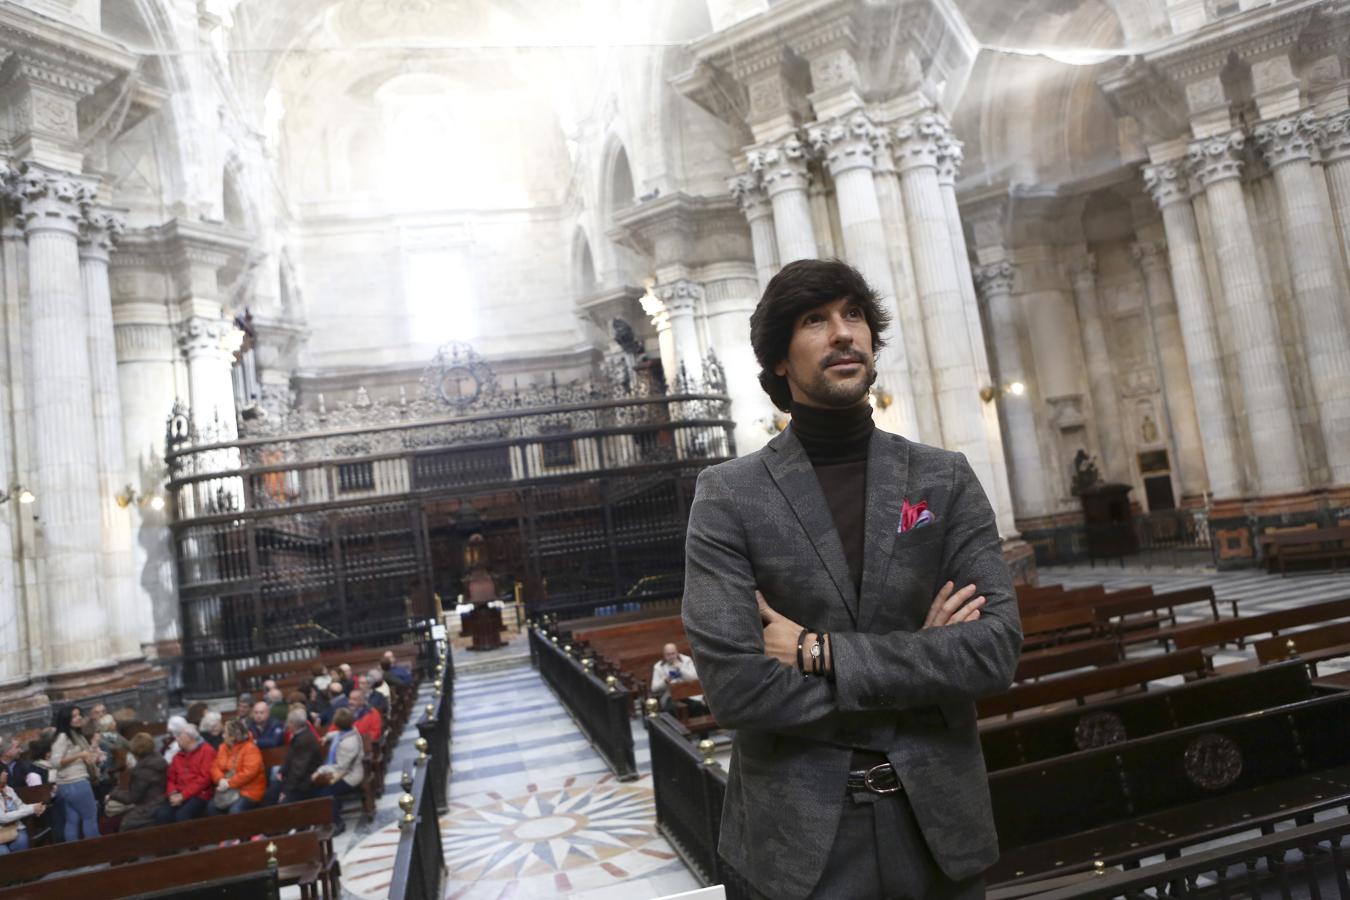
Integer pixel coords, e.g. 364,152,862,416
50,706,102,842
0,766,45,854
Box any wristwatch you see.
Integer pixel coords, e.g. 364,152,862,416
809,636,822,673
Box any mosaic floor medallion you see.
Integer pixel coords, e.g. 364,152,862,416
342,772,679,899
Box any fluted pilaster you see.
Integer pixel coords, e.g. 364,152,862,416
808,113,917,436
12,164,111,671
1256,113,1350,485
1142,162,1242,498
975,261,1051,519
895,113,997,503
1314,111,1350,289
747,134,816,264
728,172,779,292
1065,254,1131,484
79,205,141,661
1187,132,1304,494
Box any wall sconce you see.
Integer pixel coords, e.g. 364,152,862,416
0,485,35,505
870,388,893,410
115,485,166,511
980,381,1026,403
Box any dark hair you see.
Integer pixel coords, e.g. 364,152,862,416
52,707,80,741
185,701,209,726
749,259,890,412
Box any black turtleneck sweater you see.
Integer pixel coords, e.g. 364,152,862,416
789,401,873,594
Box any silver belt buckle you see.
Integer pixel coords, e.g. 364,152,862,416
863,763,901,795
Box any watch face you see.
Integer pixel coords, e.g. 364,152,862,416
810,643,821,658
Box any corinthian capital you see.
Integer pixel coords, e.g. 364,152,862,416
79,207,126,260
654,279,703,316
1314,111,1350,164
973,260,1015,297
1141,162,1190,210
1253,113,1317,169
1130,240,1168,271
727,172,772,222
1186,131,1246,189
11,164,93,236
747,133,812,196
177,315,240,361
807,113,877,176
893,112,952,173
936,134,965,186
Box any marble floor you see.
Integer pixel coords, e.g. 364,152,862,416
335,562,1349,898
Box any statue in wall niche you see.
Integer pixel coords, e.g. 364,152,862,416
611,317,645,357
1071,449,1103,497
1141,414,1159,444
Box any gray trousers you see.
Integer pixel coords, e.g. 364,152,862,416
750,791,985,900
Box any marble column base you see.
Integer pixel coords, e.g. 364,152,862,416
1002,538,1038,586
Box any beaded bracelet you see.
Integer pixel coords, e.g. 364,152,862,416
796,627,809,674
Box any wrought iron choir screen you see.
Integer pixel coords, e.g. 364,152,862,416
167,343,735,696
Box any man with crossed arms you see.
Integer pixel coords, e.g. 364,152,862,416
682,259,1022,898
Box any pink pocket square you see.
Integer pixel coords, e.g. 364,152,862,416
898,499,934,534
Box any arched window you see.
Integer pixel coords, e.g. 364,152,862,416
608,146,635,214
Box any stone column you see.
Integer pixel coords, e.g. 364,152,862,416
1315,111,1350,284
728,172,780,293
975,261,1051,518
0,164,25,688
655,279,705,389
14,164,111,673
894,113,998,502
808,113,917,436
700,262,775,454
177,315,242,440
640,290,677,389
871,131,942,446
1131,241,1210,497
1256,113,1350,485
936,139,1018,535
748,135,817,264
1187,132,1304,494
1064,254,1130,484
79,205,141,662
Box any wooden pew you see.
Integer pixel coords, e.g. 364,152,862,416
981,660,1313,771
234,642,420,694
977,649,1208,719
1013,640,1120,682
0,830,324,900
987,690,1350,884
1171,595,1350,656
1019,608,1107,651
1254,619,1350,666
1093,585,1235,648
0,797,337,897
1259,523,1350,575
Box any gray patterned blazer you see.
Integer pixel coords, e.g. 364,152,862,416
681,426,1022,899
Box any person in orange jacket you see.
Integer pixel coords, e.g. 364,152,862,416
155,724,216,824
207,719,265,815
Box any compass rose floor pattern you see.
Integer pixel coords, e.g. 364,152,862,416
339,656,701,899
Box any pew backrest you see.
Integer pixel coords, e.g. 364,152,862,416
1171,596,1350,651
1254,619,1350,664
977,648,1208,719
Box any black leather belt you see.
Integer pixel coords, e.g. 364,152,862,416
845,762,902,795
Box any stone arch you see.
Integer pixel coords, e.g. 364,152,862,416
572,225,598,299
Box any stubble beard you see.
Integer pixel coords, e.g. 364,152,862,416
797,355,876,409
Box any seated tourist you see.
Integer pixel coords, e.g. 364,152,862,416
248,701,285,749
51,706,103,842
163,715,189,763
0,765,44,854
199,710,224,749
302,683,329,728
311,664,331,693
381,651,412,686
320,680,348,726
208,719,265,816
649,643,699,712
21,736,52,786
338,663,355,695
106,732,166,832
329,688,382,744
184,701,209,728
1,736,22,785
155,724,215,824
366,669,390,715
265,708,322,806
313,708,363,836
267,687,288,722
91,714,129,801
234,693,254,728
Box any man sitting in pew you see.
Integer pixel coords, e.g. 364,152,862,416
327,688,381,744
381,650,411,686
247,702,285,750
0,765,44,854
319,681,347,727
265,709,322,807
650,643,702,714
154,725,215,824
365,668,390,715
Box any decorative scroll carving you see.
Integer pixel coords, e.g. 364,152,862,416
747,133,811,194
1187,132,1246,188
1141,162,1190,209
893,112,952,173
1253,113,1317,169
973,260,1015,297
807,113,878,175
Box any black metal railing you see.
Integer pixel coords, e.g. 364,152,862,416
390,639,451,900
1027,813,1350,899
530,626,637,780
644,710,755,899
1028,508,1216,569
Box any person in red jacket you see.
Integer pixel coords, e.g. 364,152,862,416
328,689,382,744
155,724,215,823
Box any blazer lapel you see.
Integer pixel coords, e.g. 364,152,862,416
858,429,909,632
763,428,859,625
